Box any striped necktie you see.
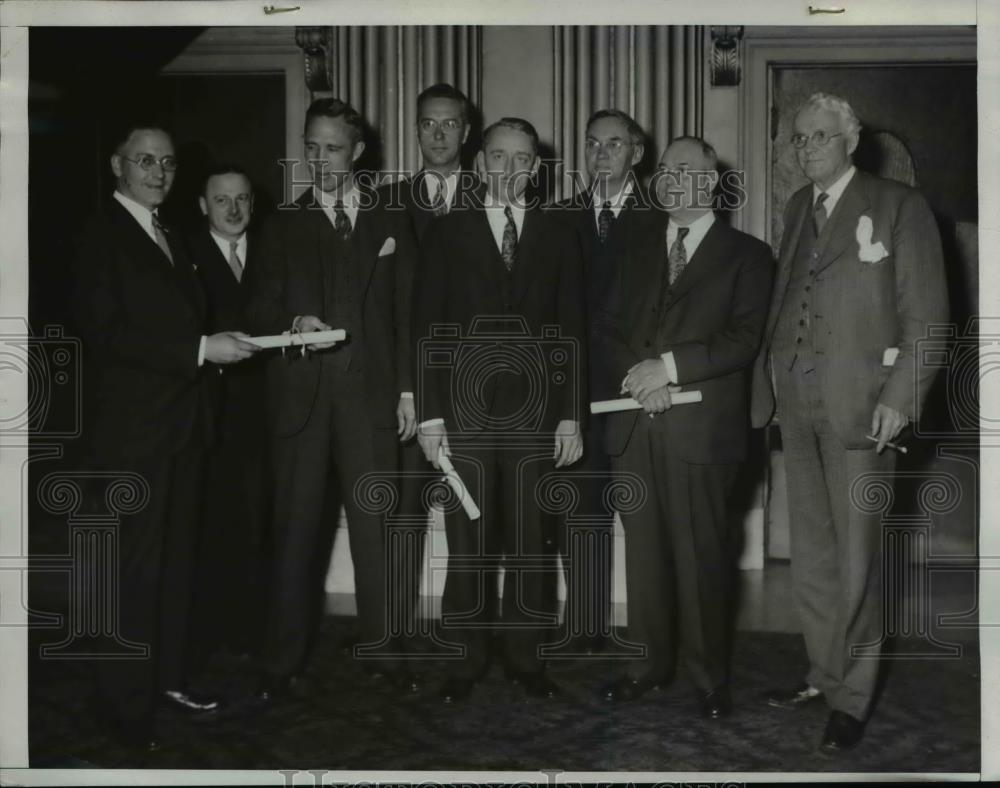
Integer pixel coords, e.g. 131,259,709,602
228,240,243,282
667,226,690,285
152,213,173,265
813,192,829,236
500,206,518,271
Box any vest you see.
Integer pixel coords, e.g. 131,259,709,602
772,210,822,373
320,219,363,372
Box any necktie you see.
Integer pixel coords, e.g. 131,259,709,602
152,213,173,266
501,205,518,271
429,181,449,217
667,226,690,285
333,200,352,241
228,240,243,282
597,201,614,244
813,192,829,237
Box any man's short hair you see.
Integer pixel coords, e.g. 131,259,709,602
201,163,252,196
797,92,862,137
417,83,470,123
670,135,719,171
482,117,540,154
304,98,365,144
111,120,173,155
586,109,645,146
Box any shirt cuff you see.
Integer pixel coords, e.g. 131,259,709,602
419,418,445,429
400,392,414,399
198,335,207,367
660,351,678,384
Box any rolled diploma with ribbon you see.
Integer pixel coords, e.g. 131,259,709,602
437,449,481,521
590,390,703,414
243,329,346,349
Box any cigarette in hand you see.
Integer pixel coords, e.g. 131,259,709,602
866,435,908,455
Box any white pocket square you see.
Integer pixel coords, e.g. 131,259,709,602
855,216,889,263
378,237,396,256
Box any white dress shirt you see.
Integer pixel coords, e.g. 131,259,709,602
591,180,634,227
314,181,361,230
659,210,717,384
483,195,526,253
422,169,460,212
114,190,207,366
209,230,247,271
813,165,856,216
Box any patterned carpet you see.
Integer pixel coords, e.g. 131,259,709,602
28,616,979,774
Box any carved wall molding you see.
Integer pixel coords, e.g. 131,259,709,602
295,26,332,93
709,26,744,87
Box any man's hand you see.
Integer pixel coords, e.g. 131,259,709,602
639,384,673,415
870,403,909,453
397,397,417,442
554,419,583,468
204,331,260,365
417,421,449,469
294,315,339,350
624,358,671,401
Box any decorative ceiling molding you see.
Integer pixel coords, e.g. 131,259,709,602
709,26,744,87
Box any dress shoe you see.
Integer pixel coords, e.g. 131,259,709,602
506,669,561,699
438,676,477,704
821,710,865,751
161,689,222,716
600,675,664,702
765,682,824,710
698,687,733,719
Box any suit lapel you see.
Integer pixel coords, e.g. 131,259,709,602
626,210,669,334
510,207,544,305
351,191,380,300
663,218,731,309
813,171,870,275
763,190,810,342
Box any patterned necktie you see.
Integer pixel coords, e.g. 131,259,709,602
228,240,243,283
151,213,173,266
333,200,352,241
500,205,518,271
813,192,829,237
667,226,690,285
597,201,614,244
429,180,449,217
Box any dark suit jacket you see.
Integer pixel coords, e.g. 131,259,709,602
552,187,643,402
73,199,213,462
245,187,417,437
750,169,948,445
596,210,774,464
380,170,480,244
412,200,587,435
188,228,267,443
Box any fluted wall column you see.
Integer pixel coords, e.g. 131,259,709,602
552,25,705,200
302,26,482,176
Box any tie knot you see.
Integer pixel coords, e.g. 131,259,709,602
504,204,514,220
676,226,690,241
815,192,828,210
602,201,611,210
229,240,239,251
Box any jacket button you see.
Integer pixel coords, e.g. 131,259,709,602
644,340,651,348
808,269,815,275
796,337,802,344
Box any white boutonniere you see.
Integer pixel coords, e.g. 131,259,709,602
855,215,889,263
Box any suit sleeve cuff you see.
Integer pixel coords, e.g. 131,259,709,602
419,418,445,429
660,351,678,384
198,335,207,367
400,392,414,399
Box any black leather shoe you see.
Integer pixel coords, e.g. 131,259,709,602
601,675,664,702
506,670,561,699
161,689,222,716
438,676,476,704
699,687,733,719
821,710,865,751
765,682,824,710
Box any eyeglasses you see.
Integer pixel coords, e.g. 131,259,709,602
121,154,179,172
418,118,464,134
585,139,628,153
790,130,843,149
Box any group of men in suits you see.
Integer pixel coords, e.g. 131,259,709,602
71,84,946,755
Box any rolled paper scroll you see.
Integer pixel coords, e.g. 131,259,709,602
590,390,703,414
243,329,346,349
438,449,481,521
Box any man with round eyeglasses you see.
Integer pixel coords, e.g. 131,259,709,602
72,123,259,751
751,92,948,752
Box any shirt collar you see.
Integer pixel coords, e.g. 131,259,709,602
667,210,715,251
314,180,360,210
113,190,158,237
813,165,856,215
209,229,247,263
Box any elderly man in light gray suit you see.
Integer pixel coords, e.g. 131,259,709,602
751,92,948,752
